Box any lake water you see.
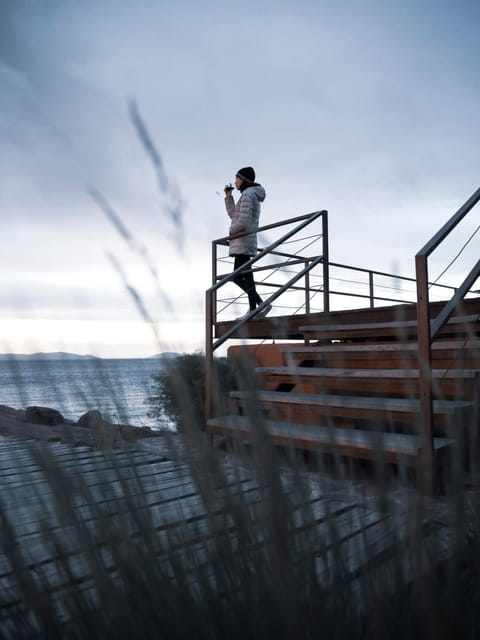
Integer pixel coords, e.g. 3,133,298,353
0,357,170,429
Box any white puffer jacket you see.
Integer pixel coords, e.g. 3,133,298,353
225,184,266,256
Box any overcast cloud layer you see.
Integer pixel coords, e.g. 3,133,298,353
1,0,479,355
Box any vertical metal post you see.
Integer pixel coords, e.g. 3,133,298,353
415,254,434,491
212,241,218,322
305,260,311,315
205,290,214,426
304,261,311,345
369,272,374,308
322,212,330,313
205,241,218,435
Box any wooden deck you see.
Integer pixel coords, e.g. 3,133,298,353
0,433,449,634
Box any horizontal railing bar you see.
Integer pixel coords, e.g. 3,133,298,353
216,285,324,308
216,259,314,284
216,286,324,312
218,276,442,305
217,255,454,294
215,257,321,281
247,281,324,294
329,261,418,281
219,280,419,300
328,261,456,291
216,241,322,262
216,248,301,262
328,289,415,305
267,248,318,260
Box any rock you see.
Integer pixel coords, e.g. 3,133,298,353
76,411,155,448
25,406,64,426
77,410,110,429
77,410,116,448
0,405,24,418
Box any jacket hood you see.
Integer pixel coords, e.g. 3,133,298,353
244,184,266,202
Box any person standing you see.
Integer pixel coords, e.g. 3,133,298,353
224,166,272,319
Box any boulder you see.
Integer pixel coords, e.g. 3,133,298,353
77,410,110,429
25,406,64,426
0,405,23,417
77,411,153,447
77,410,116,448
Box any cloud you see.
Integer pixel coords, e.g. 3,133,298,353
0,0,479,354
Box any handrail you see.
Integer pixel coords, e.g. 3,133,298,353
417,187,480,258
212,211,325,247
205,210,328,422
208,210,326,294
415,185,480,485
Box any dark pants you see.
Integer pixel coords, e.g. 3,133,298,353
233,254,262,311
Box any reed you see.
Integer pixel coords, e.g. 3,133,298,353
2,101,477,639
0,381,479,639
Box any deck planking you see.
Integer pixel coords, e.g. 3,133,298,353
0,434,448,634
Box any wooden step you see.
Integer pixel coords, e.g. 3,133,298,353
279,340,480,370
216,298,480,341
230,390,472,430
299,314,480,341
255,366,479,399
207,415,455,465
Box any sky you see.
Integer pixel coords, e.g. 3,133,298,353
1,0,479,357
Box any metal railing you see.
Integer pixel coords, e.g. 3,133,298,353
205,203,466,426
213,256,458,324
325,262,455,309
415,186,480,480
205,210,328,421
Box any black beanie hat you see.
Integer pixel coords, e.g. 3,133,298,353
236,166,255,184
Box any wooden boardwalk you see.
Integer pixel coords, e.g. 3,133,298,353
0,433,448,636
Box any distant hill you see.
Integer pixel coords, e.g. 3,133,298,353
0,352,182,361
0,352,100,361
148,352,182,360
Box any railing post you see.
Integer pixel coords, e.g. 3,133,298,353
368,272,374,308
304,261,311,345
212,240,218,317
205,239,219,436
415,254,434,491
205,290,214,430
305,260,311,316
322,212,330,312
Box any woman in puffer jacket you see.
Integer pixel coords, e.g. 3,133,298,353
224,166,271,319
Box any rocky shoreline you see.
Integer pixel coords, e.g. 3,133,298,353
0,404,162,450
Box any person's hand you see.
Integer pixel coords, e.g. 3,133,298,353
224,183,234,196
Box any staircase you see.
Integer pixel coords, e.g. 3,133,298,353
205,187,480,482
207,302,480,469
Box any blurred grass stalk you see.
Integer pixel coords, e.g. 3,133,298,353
1,102,479,638
0,398,479,638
